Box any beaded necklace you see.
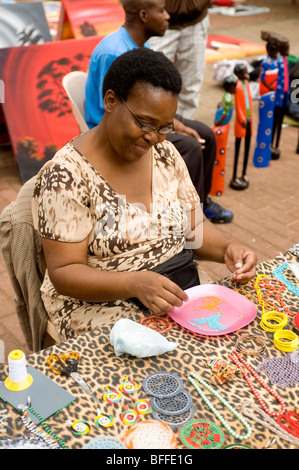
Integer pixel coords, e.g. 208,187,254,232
19,404,67,449
254,274,295,317
273,261,299,297
228,350,286,418
188,372,252,441
242,400,299,447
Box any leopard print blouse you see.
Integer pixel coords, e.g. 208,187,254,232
32,138,200,340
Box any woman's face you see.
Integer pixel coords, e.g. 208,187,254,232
104,83,178,163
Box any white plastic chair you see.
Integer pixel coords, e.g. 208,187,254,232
62,71,89,133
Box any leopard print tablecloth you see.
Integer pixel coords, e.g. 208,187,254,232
1,252,298,450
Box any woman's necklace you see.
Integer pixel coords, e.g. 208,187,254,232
188,372,252,441
228,350,286,418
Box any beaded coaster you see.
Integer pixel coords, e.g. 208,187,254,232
83,436,127,449
152,405,195,428
123,419,177,449
143,371,183,398
179,419,225,449
151,390,193,415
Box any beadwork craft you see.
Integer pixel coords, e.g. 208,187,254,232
139,315,173,333
260,310,288,332
120,406,140,426
207,358,240,385
0,436,51,449
277,410,299,439
228,350,287,418
143,371,183,398
83,435,127,449
67,419,90,436
94,413,114,428
19,401,67,449
151,390,193,415
188,372,252,441
123,420,177,449
119,377,138,394
103,386,122,403
152,405,195,428
257,350,299,389
254,274,296,316
131,398,152,415
236,333,266,356
0,408,11,433
242,400,299,447
273,260,299,296
179,419,225,449
273,329,298,352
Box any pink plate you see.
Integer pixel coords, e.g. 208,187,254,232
168,284,257,336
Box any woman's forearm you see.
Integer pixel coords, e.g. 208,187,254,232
48,263,139,302
192,218,232,262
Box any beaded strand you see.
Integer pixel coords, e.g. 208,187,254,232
19,406,68,449
228,350,286,418
188,372,252,441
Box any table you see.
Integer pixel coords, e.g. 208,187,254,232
0,250,299,450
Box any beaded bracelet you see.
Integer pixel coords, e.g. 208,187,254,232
260,311,288,333
236,333,266,356
273,329,299,352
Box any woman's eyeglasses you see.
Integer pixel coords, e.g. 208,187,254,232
120,97,174,135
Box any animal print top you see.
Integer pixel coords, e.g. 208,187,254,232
31,139,200,340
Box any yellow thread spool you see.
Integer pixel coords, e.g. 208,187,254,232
4,350,33,392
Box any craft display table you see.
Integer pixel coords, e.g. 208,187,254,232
0,251,298,450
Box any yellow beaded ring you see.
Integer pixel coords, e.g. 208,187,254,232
273,330,298,352
260,310,288,333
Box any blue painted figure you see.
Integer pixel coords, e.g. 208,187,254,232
253,41,279,168
271,37,290,160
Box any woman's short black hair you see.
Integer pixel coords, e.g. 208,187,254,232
102,48,182,100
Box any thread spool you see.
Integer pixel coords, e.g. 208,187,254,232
4,350,33,392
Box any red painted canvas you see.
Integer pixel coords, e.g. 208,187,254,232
206,35,266,62
58,0,124,40
0,36,100,183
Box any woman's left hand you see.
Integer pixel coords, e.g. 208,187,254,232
224,241,257,284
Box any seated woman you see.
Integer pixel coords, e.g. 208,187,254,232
32,48,257,341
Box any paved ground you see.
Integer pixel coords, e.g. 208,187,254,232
0,0,298,360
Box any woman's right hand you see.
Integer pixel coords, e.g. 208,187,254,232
131,271,188,316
